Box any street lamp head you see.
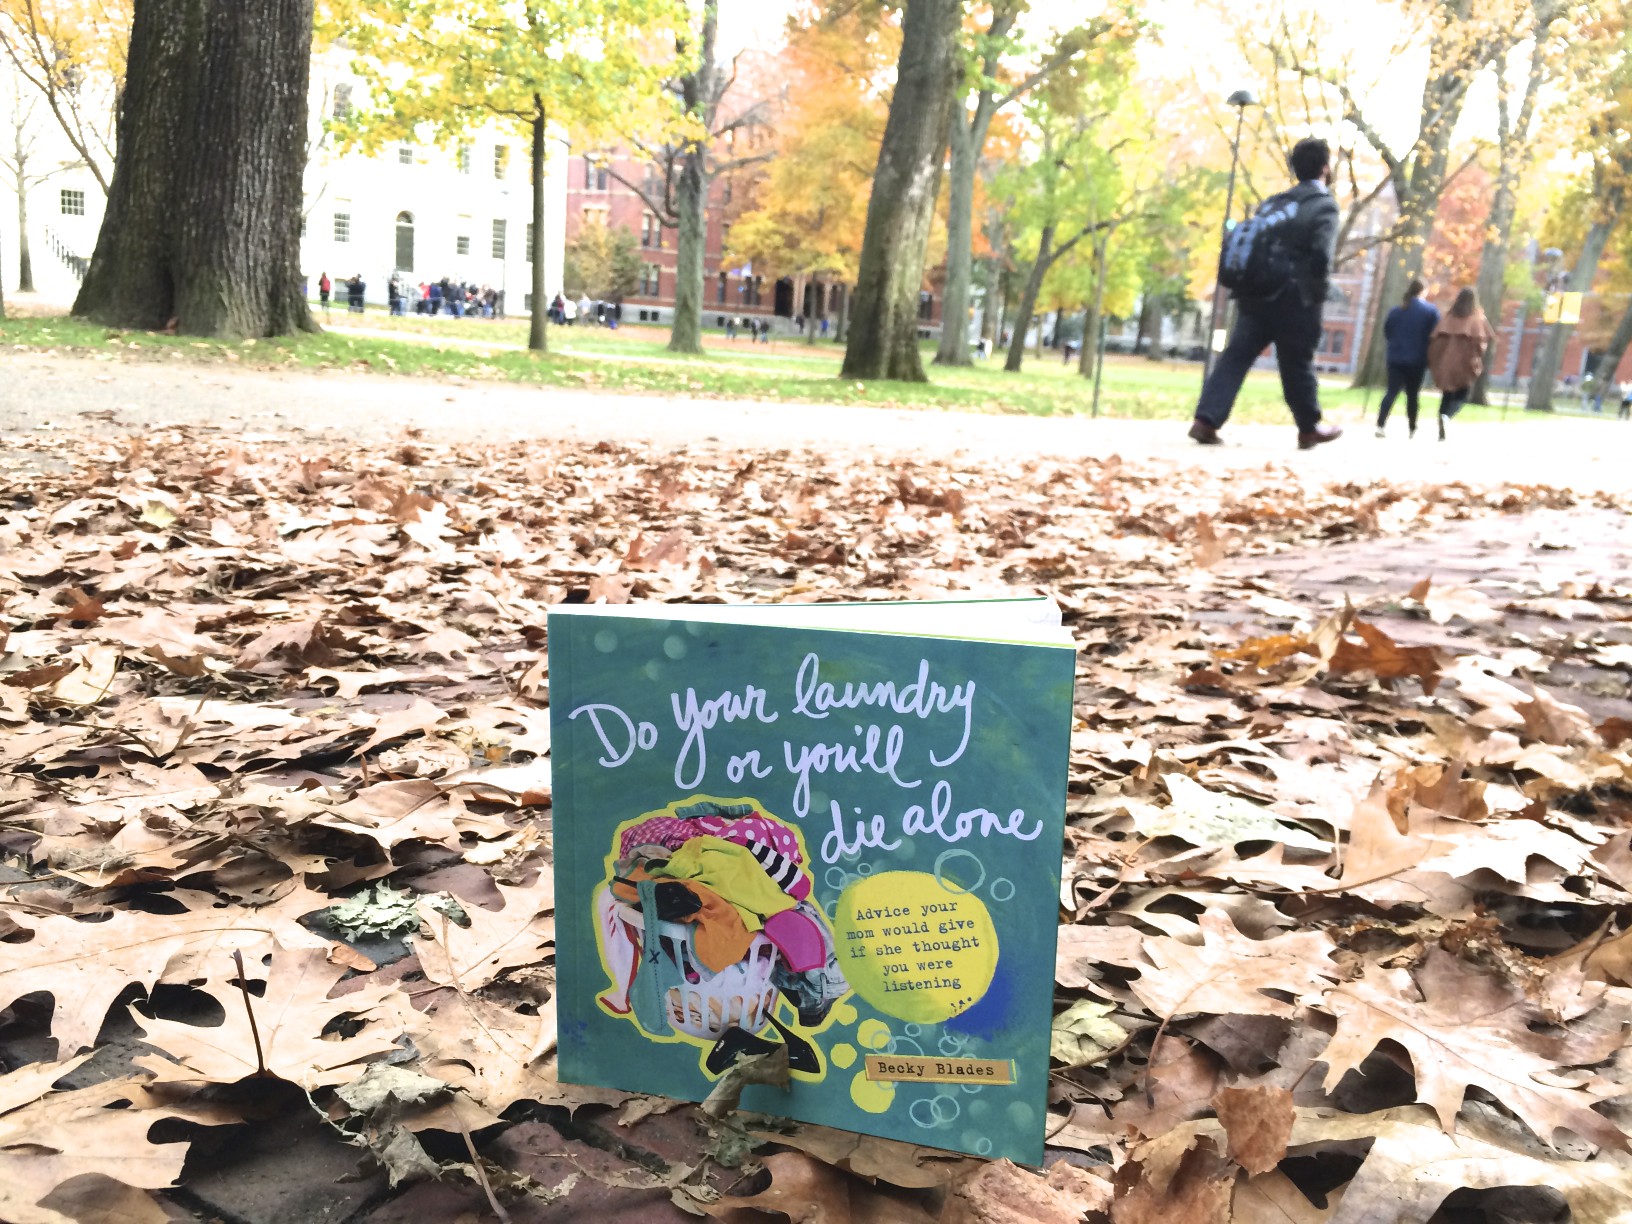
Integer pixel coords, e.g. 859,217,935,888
1227,89,1258,109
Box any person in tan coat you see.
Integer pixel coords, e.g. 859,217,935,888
1426,287,1497,440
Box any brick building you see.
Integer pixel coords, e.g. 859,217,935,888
564,148,952,335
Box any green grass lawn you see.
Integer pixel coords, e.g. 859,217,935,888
0,310,1521,425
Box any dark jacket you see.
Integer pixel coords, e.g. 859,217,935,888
1250,179,1339,310
1384,298,1441,366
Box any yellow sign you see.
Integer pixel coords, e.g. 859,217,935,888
833,870,999,1025
1542,292,1583,325
864,1055,1015,1085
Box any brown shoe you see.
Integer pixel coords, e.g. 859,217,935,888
1297,423,1342,450
1189,419,1223,446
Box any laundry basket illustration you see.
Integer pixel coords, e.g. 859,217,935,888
616,893,780,1041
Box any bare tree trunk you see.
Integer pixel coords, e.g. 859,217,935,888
1004,224,1053,373
17,181,34,293
804,275,819,345
1527,218,1615,411
1587,294,1632,404
980,259,999,346
1078,235,1108,379
666,0,718,355
668,153,706,353
841,0,961,382
74,0,314,337
835,283,849,343
934,111,983,366
528,103,548,353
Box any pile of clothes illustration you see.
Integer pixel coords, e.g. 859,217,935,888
595,800,849,1074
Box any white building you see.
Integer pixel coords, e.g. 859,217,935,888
2,54,568,315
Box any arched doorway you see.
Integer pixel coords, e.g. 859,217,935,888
395,211,415,273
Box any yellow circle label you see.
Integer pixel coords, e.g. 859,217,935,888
832,871,998,1024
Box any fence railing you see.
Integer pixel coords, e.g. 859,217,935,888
42,226,89,281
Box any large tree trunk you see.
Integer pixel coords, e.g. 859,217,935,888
1526,218,1615,411
527,104,548,353
17,182,34,293
934,109,984,366
980,259,1000,346
1004,224,1053,373
841,0,961,382
666,0,718,356
74,0,315,337
668,152,706,353
1587,294,1632,406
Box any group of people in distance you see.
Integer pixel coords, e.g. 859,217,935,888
395,276,501,318
312,272,501,318
546,293,623,327
1189,135,1621,447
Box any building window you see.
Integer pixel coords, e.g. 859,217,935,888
60,188,85,215
456,235,470,256
640,264,662,296
494,144,509,179
582,205,609,227
718,273,728,304
333,212,351,242
491,219,507,260
641,212,654,247
723,177,733,206
332,83,352,120
457,144,471,174
526,221,535,263
398,143,413,164
644,162,658,191
595,163,609,191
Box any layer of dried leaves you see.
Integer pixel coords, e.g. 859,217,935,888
3,421,1632,1223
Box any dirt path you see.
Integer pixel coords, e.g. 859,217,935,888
3,352,1629,493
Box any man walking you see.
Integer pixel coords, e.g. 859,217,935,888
1190,136,1343,450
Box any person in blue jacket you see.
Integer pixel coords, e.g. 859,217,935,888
1375,279,1441,437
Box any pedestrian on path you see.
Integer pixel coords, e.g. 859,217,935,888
1375,278,1439,438
318,272,331,319
1189,137,1343,451
1427,288,1496,441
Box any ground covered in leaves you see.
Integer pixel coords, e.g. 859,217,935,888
2,420,1632,1223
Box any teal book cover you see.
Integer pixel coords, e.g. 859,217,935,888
546,604,1075,1164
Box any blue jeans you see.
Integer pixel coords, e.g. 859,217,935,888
1377,361,1426,431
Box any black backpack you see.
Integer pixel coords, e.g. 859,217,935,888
1218,192,1300,298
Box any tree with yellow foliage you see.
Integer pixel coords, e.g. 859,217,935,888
326,0,685,352
724,2,893,344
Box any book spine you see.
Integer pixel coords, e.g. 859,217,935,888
545,614,578,1073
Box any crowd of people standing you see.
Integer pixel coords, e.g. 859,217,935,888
547,293,622,328
312,271,503,319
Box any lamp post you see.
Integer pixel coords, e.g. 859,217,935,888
1202,89,1258,383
